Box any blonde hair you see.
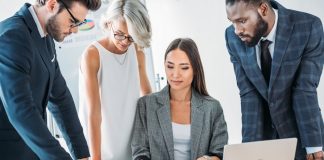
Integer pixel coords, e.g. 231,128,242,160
100,0,152,48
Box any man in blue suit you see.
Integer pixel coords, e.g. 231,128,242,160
225,0,324,159
0,0,100,159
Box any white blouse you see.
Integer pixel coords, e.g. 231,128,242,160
172,122,191,160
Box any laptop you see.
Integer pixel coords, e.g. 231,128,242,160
223,138,297,160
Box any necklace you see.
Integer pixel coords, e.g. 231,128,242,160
106,37,128,65
112,51,128,65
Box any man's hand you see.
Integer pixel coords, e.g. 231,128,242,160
306,151,324,160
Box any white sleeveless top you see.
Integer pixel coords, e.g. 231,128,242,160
172,122,191,160
78,41,140,160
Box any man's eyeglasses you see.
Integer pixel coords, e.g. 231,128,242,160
59,0,87,28
111,25,134,42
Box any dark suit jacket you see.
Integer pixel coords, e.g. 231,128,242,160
225,0,324,158
131,86,228,160
0,3,89,160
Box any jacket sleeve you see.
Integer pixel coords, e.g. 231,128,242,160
208,100,228,159
47,53,90,159
225,27,265,142
225,27,256,99
131,97,151,160
0,28,72,159
291,17,324,147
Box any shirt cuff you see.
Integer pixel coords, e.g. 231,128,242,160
306,147,323,154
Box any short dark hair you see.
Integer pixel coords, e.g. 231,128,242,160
164,38,209,96
225,0,270,7
36,0,101,11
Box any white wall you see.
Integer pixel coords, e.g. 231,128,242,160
0,1,34,20
145,0,324,144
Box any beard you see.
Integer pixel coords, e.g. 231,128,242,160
242,13,268,47
46,15,67,42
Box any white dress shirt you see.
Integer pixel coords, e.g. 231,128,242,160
28,5,46,38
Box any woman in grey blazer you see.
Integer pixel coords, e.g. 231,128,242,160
132,38,228,160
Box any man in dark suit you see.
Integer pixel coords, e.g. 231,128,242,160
225,0,324,159
0,0,100,159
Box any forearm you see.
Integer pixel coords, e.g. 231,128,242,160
140,76,152,95
88,114,102,159
136,45,152,95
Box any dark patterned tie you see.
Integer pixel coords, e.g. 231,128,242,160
260,39,272,86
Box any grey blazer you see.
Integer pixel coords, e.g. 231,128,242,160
132,86,228,160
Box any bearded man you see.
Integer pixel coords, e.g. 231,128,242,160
0,0,101,159
225,0,324,159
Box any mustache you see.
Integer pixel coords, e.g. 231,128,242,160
238,33,249,38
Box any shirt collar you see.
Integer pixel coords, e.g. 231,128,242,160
28,5,46,38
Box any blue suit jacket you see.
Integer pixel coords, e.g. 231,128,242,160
225,1,324,158
0,4,89,160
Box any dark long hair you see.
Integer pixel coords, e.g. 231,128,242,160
164,38,209,96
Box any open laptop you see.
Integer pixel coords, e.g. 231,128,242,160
223,138,297,160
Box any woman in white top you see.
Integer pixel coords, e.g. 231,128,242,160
132,38,228,160
78,0,152,159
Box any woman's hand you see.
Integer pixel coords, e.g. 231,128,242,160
197,155,220,160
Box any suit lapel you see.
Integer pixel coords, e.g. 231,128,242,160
156,86,174,160
19,3,54,100
269,1,293,92
190,90,204,159
242,46,268,100
156,87,206,159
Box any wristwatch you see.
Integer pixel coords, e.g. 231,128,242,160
203,155,212,160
